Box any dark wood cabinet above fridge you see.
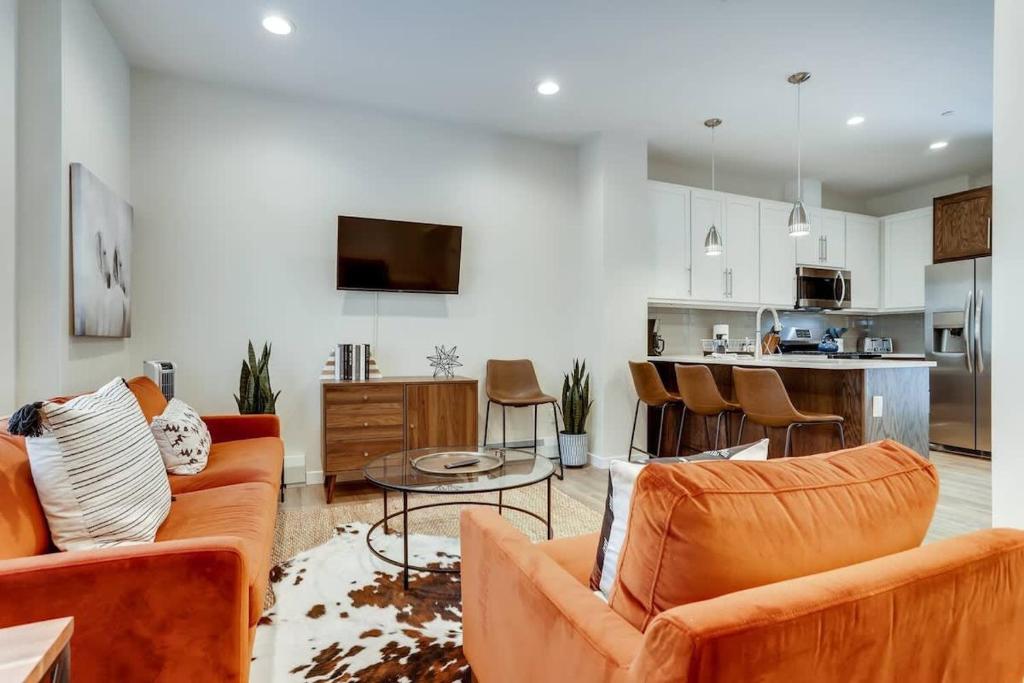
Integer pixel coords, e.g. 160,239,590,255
933,185,992,263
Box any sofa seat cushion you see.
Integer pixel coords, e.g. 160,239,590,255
168,437,283,495
156,482,277,625
608,440,939,631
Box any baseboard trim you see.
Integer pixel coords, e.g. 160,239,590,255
284,454,307,485
305,469,325,486
589,453,628,470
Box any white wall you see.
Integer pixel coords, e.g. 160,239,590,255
578,134,652,462
15,0,63,403
59,0,131,394
0,0,15,413
992,0,1023,528
129,71,580,475
14,0,131,405
862,174,991,217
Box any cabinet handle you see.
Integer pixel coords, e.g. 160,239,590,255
362,394,369,401
363,421,368,427
723,269,728,297
363,451,369,457
824,236,828,262
728,269,734,297
410,424,416,429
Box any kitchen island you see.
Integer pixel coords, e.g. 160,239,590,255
647,354,936,458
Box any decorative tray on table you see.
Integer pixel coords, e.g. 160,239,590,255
410,450,505,476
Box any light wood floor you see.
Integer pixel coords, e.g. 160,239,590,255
283,451,991,542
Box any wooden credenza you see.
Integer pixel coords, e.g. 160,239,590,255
320,376,478,502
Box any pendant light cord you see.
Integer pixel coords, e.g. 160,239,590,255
796,82,802,202
711,126,716,192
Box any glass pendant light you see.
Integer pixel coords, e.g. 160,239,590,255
787,72,811,237
703,118,723,256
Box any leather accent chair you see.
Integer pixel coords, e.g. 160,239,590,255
673,364,742,453
732,366,845,456
627,361,683,461
484,359,563,478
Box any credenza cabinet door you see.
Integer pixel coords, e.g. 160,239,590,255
883,208,932,310
406,382,478,450
689,190,727,301
649,182,692,299
759,201,797,307
846,214,881,309
933,186,992,262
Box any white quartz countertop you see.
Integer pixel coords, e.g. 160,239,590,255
649,354,936,370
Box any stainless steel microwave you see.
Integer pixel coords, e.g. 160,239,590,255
795,267,851,310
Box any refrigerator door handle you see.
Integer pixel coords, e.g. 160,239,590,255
964,289,974,374
976,289,984,374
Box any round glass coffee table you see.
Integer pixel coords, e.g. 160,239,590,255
363,446,555,589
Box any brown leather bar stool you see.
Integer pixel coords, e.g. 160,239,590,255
732,367,846,457
673,364,743,454
484,359,563,479
627,361,684,462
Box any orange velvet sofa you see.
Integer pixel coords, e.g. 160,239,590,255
461,442,1024,682
0,377,283,682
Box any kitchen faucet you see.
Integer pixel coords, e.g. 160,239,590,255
755,306,781,360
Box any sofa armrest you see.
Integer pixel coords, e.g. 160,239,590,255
632,528,1024,683
203,413,280,443
460,509,641,683
0,537,251,682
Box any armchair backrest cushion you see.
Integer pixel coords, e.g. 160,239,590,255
126,375,169,423
608,440,938,631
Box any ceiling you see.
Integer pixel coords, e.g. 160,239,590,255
93,0,994,198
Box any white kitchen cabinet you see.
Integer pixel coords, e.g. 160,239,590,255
689,190,759,303
759,200,798,307
796,208,846,268
649,181,691,299
690,190,727,301
883,207,932,310
845,213,881,309
724,195,760,303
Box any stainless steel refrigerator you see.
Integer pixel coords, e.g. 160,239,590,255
925,256,991,455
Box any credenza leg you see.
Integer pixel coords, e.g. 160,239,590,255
324,475,337,504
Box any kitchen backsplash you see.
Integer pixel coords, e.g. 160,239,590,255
650,306,925,355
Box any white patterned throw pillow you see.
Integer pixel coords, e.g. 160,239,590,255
24,377,172,551
150,398,211,475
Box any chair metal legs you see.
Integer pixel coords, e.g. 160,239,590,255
783,420,846,457
628,399,674,461
674,405,688,456
628,399,642,462
738,413,747,445
484,399,563,478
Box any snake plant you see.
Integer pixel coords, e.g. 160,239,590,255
234,340,280,414
560,359,592,435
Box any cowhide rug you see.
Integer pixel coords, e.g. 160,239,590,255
251,523,466,683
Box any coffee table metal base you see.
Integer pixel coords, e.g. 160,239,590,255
367,479,552,590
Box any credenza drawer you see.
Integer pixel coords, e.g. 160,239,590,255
325,402,403,429
325,438,404,473
325,384,404,405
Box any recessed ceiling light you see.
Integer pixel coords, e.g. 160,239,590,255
846,115,865,126
929,140,949,150
262,15,293,35
536,80,560,95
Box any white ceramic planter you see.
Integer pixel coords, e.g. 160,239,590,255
558,432,588,467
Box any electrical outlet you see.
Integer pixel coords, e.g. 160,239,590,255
872,395,884,418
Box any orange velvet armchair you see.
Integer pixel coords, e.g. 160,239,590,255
461,445,1024,682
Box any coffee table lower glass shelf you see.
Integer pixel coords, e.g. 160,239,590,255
363,446,556,589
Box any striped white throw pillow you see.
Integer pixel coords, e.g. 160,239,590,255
26,377,172,551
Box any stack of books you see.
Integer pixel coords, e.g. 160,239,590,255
335,343,372,381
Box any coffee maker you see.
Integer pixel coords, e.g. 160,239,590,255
648,319,665,356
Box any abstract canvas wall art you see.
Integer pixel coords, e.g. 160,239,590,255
70,163,132,337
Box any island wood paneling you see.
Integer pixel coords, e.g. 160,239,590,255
648,360,927,459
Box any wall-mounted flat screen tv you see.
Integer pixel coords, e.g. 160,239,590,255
336,216,462,293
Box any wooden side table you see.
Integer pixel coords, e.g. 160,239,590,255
0,617,73,682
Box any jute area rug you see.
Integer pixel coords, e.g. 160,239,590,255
251,485,604,683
